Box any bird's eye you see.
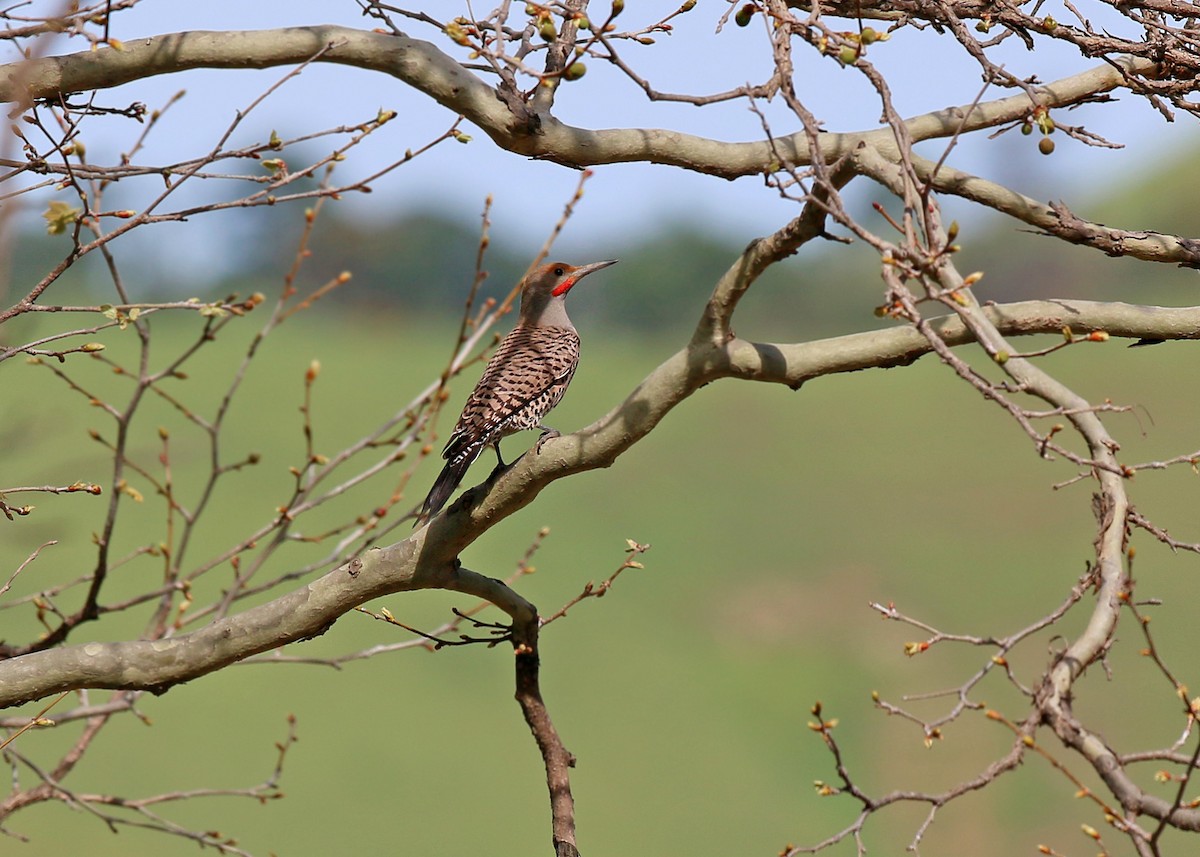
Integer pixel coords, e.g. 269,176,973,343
554,266,565,276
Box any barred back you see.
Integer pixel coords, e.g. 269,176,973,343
443,325,581,465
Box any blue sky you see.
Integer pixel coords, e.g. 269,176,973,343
5,2,1196,279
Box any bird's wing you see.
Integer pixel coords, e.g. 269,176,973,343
443,326,580,461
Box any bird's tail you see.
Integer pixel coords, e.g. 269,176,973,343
416,455,473,524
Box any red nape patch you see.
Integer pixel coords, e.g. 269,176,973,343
551,278,576,297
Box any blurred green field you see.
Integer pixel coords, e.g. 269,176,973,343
4,298,1200,857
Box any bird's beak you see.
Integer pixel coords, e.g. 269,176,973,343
552,259,618,297
577,259,618,278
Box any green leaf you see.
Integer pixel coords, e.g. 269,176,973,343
43,200,81,235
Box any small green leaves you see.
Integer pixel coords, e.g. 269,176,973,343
451,129,472,144
101,305,141,329
43,200,81,235
116,479,144,503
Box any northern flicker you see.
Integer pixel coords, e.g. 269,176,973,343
418,259,617,521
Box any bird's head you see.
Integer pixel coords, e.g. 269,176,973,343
527,259,618,298
519,259,618,323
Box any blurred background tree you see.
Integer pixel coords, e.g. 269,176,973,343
2,3,1200,856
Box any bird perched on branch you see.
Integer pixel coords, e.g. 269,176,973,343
417,259,618,522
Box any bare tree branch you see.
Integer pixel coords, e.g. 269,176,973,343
3,288,1196,708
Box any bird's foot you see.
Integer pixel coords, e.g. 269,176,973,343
535,428,561,454
484,443,510,480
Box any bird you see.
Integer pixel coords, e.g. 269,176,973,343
417,259,618,522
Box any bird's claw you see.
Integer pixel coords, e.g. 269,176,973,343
535,429,561,454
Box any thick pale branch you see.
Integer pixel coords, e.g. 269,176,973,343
919,264,1195,834
0,539,432,707
914,155,1200,266
0,27,510,131
431,298,1200,534
699,162,856,344
2,298,1197,709
0,26,1159,179
900,57,1158,144
8,27,1180,277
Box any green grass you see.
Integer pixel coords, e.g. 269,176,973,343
4,303,1200,857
